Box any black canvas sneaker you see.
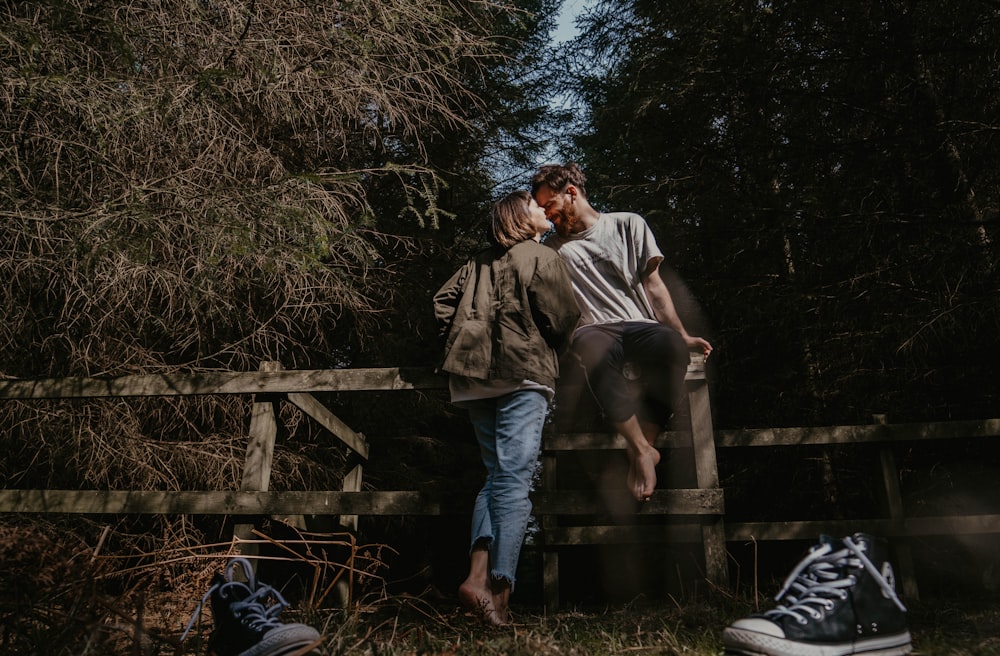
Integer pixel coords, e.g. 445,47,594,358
722,533,912,656
181,557,322,656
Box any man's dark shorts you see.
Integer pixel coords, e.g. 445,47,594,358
568,321,689,428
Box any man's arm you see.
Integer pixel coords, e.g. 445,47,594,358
642,265,713,358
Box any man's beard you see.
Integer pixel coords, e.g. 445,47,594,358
554,203,580,237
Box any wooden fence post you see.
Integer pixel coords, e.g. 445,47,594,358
873,413,919,601
234,361,283,558
686,368,729,589
540,449,560,613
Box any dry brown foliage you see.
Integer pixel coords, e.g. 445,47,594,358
0,1,520,469
0,515,393,654
0,2,527,647
1,0,513,376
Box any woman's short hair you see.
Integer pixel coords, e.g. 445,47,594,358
490,190,537,249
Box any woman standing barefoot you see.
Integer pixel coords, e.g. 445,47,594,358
434,191,580,624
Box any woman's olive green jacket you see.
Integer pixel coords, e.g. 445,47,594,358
433,240,581,390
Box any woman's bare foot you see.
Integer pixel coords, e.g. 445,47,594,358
459,544,501,623
492,581,512,625
459,580,501,624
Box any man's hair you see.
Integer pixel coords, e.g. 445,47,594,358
530,161,587,198
490,190,537,249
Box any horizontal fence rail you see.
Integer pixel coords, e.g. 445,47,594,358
715,418,1000,447
0,488,724,518
0,366,446,399
2,361,998,604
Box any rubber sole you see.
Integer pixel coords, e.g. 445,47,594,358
721,627,912,656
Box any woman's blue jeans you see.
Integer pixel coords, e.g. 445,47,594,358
457,389,548,588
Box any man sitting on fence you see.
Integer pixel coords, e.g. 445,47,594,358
531,162,713,503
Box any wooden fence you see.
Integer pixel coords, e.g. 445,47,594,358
1,360,998,610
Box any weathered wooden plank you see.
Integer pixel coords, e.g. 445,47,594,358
876,417,919,601
531,488,724,516
0,488,723,517
0,489,463,515
543,523,706,545
543,431,692,451
5,490,997,539
884,418,1000,442
287,392,369,460
237,362,282,552
717,425,881,448
0,367,449,399
686,377,728,585
726,514,1000,541
240,362,281,494
715,418,1000,448
545,419,1000,451
688,381,720,490
0,359,706,401
702,521,729,583
340,462,364,532
540,450,560,613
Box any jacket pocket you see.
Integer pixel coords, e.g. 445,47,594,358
442,319,491,374
497,313,530,340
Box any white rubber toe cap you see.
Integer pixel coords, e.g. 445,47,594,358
728,617,787,638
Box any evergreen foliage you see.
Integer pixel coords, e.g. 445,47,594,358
564,0,1000,425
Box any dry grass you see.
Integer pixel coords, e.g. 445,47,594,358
3,518,998,656
237,590,1000,656
0,517,393,654
305,598,731,656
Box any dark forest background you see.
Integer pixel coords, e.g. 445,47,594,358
1,0,999,636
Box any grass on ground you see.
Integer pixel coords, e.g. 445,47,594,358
181,590,1000,656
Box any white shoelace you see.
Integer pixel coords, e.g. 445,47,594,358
180,557,290,642
763,536,907,626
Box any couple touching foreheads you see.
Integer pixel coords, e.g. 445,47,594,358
433,162,713,625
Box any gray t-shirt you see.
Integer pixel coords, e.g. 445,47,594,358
545,212,664,326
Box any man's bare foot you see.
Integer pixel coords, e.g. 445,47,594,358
626,446,660,501
459,581,501,625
